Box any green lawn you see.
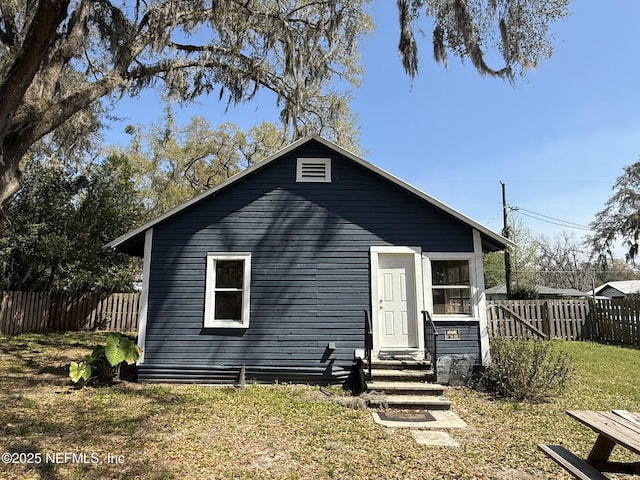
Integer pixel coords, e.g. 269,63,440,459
0,333,639,479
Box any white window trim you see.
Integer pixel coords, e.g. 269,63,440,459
422,252,477,320
296,157,331,182
423,232,491,365
204,252,251,328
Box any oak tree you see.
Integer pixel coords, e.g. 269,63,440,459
115,101,363,216
483,217,538,289
0,0,570,228
0,0,369,227
120,114,283,216
397,0,570,80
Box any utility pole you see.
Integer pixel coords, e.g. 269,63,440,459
501,181,512,299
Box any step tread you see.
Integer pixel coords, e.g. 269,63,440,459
368,359,431,366
366,394,452,407
366,381,445,392
370,369,434,378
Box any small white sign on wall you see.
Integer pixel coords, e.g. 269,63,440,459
444,329,461,341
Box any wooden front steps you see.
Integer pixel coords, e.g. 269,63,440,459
362,358,451,410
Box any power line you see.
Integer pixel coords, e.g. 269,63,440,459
508,205,592,231
516,210,592,231
513,269,602,273
513,206,591,228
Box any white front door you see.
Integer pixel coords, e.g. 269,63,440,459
377,253,418,349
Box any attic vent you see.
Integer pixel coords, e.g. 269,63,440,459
296,158,331,183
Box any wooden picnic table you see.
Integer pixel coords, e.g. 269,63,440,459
567,410,640,474
539,410,640,479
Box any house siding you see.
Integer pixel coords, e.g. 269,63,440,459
434,319,482,385
139,140,475,384
434,320,481,359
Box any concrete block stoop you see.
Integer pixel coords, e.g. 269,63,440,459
371,409,467,447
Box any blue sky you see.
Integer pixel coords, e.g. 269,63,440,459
107,2,640,253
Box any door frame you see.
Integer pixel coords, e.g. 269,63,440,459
370,246,425,358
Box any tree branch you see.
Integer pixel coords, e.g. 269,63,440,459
0,0,70,144
53,0,91,65
397,0,418,78
454,0,510,79
22,72,124,146
0,1,18,46
0,27,11,45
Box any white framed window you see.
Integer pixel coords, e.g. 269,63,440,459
431,259,472,315
296,158,331,182
204,253,251,328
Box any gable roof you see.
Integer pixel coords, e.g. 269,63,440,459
593,280,640,296
106,135,514,254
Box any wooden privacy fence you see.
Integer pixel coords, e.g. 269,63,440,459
590,298,640,345
0,291,140,335
486,299,592,341
2,291,639,345
487,299,640,346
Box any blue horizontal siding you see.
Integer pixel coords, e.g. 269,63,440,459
144,139,476,385
434,320,481,361
138,364,357,385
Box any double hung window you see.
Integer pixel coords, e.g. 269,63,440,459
204,253,251,328
431,260,472,315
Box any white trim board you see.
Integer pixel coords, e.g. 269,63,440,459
136,228,153,364
203,252,252,328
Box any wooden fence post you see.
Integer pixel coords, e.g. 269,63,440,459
542,300,551,339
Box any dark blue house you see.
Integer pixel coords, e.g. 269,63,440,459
107,136,511,386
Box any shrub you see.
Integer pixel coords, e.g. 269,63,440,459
480,338,572,402
510,284,539,299
69,332,141,385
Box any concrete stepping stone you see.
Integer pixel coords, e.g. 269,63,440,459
411,430,460,447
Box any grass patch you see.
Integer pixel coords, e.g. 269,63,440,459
1,333,639,479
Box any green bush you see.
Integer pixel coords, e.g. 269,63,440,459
69,332,141,385
480,338,573,402
510,284,539,299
